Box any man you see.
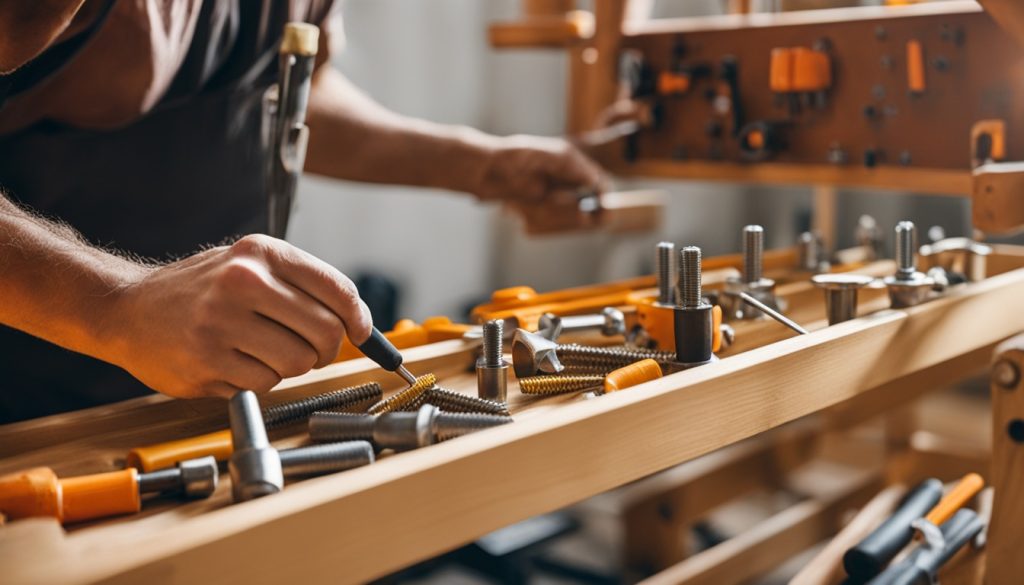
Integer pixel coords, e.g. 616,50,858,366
0,1,605,422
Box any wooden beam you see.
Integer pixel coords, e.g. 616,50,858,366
638,472,882,585
986,334,1024,584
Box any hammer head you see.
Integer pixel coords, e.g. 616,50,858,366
228,391,284,502
178,456,219,499
511,329,563,378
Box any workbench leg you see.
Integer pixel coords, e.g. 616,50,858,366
986,334,1024,585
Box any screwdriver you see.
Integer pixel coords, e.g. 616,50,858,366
357,327,419,386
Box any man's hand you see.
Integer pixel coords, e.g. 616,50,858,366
108,235,372,399
474,135,607,204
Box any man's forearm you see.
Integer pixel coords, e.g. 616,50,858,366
0,194,143,363
304,67,495,194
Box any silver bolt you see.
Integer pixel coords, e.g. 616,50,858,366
895,221,917,278
657,241,675,305
743,225,764,283
228,391,283,502
278,441,375,477
477,319,509,402
680,246,702,309
136,455,219,499
811,273,875,325
308,404,513,450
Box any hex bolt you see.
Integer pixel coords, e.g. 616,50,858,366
278,441,375,477
674,246,714,366
743,225,764,283
262,382,382,426
309,404,513,450
137,455,219,499
228,390,284,502
883,221,934,308
994,360,1021,390
477,319,510,402
812,273,875,325
657,241,676,305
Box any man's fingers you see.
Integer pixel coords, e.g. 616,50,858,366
550,144,605,192
219,350,283,393
233,313,319,379
240,237,372,345
248,277,347,368
199,380,246,400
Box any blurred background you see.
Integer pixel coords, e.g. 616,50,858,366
290,0,975,329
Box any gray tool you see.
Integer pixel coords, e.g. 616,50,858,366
264,23,319,239
228,391,284,502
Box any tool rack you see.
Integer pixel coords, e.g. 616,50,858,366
2,244,1024,584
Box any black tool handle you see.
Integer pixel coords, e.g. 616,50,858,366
844,478,944,580
357,328,403,372
867,508,984,585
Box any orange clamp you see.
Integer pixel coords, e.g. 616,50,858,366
924,472,984,527
906,40,926,94
126,429,233,472
0,466,141,524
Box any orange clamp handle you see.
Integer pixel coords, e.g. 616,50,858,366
906,40,926,94
604,358,663,392
126,429,233,472
0,467,142,524
924,472,984,527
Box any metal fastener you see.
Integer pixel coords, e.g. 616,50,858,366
537,308,627,339
657,241,676,305
137,455,219,499
477,319,510,402
811,273,875,325
798,231,828,273
278,441,375,477
512,329,674,377
413,386,511,416
367,373,437,415
674,246,715,365
228,390,284,502
724,225,778,319
309,404,513,450
519,374,605,396
883,221,934,308
262,382,383,426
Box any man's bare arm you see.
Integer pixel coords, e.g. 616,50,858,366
305,67,606,203
0,193,371,399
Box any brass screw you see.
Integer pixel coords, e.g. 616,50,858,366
519,374,605,396
367,374,437,415
262,382,382,427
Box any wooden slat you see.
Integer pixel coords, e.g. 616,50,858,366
2,269,1022,584
986,335,1024,585
638,472,882,585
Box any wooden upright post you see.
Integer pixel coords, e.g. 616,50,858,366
987,334,1024,584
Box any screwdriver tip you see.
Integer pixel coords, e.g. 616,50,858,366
396,366,418,387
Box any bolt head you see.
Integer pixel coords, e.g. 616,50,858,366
178,455,219,499
415,404,440,447
512,329,563,377
994,360,1021,390
601,307,626,336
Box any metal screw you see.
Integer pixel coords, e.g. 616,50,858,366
811,273,875,325
367,374,436,415
228,391,283,502
278,441,375,477
403,386,511,416
137,455,219,499
657,241,675,305
262,382,382,426
675,246,715,365
556,344,674,374
309,404,513,450
895,221,917,278
519,375,605,396
538,308,627,339
679,246,702,308
477,320,509,402
743,225,764,283
994,360,1020,390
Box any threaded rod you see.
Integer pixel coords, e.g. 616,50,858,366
482,320,503,367
680,246,702,308
743,225,764,283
